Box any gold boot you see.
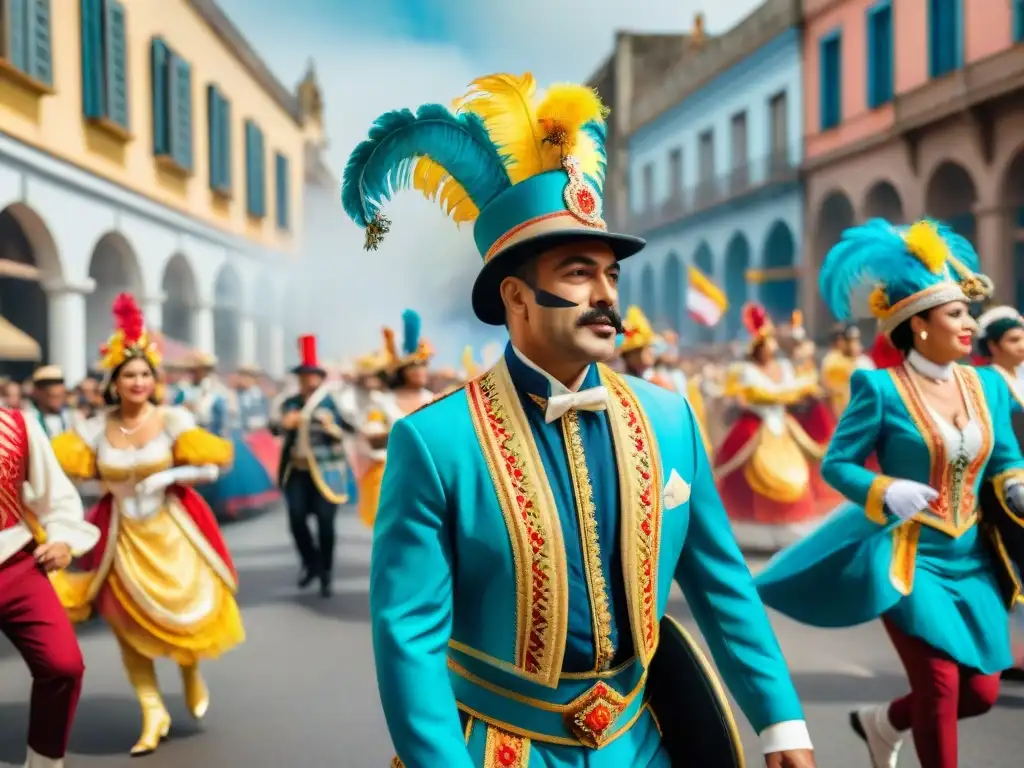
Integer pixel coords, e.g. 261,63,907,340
118,639,171,757
180,663,210,720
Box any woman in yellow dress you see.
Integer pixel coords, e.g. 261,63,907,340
50,294,243,757
357,309,434,527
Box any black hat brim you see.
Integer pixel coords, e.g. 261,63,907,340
291,365,326,376
471,230,646,326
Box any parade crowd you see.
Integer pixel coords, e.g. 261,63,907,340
3,71,1024,768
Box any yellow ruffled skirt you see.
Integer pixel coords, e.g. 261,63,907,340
53,503,244,666
358,460,386,528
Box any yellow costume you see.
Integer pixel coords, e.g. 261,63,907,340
50,293,242,757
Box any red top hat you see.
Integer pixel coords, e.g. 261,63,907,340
294,335,325,374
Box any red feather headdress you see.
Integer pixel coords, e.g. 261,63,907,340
741,302,774,352
99,292,161,371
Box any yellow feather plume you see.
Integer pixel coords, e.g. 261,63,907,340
412,161,479,223
535,84,608,179
903,220,948,273
382,327,398,364
461,346,478,378
453,73,546,184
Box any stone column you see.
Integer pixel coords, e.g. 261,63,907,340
239,315,257,367
193,302,215,356
973,204,1013,303
142,292,165,333
44,278,95,384
269,324,285,378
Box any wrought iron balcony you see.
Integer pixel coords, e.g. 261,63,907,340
627,150,799,236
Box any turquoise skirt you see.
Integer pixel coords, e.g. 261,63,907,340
755,502,1012,674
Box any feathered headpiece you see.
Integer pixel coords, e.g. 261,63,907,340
819,218,992,337
617,305,657,354
742,302,774,352
99,293,161,372
341,73,646,326
382,309,433,371
790,310,805,341
354,350,387,376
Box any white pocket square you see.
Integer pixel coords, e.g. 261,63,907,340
663,469,691,509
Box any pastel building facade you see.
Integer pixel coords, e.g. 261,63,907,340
802,0,1024,330
0,0,326,383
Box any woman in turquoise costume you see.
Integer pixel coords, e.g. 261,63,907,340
756,219,1024,768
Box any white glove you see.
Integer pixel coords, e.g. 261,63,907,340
1005,481,1024,517
883,480,938,521
135,465,220,496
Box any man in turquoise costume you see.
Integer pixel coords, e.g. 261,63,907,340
342,73,814,768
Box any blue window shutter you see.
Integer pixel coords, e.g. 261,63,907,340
866,12,876,108
245,119,257,214
1016,0,1024,42
220,95,231,191
26,0,51,85
207,85,219,189
819,33,841,130
169,55,192,170
80,0,103,118
7,0,28,73
150,38,169,155
256,127,266,216
276,153,289,229
103,0,128,128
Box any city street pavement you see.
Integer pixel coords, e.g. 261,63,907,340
1,508,1022,767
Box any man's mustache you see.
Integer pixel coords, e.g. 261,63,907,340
577,307,624,334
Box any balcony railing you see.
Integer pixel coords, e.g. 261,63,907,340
628,150,798,235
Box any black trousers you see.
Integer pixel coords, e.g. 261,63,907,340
284,469,339,575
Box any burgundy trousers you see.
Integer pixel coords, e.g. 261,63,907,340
0,547,84,759
883,617,1000,768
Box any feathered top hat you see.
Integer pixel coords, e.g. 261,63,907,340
618,306,658,355
742,302,774,353
382,310,433,372
341,73,646,326
293,335,326,376
100,294,162,373
820,218,992,337
977,305,1024,342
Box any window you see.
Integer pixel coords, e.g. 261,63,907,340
245,119,266,218
819,31,842,131
642,163,654,211
81,0,128,129
867,1,894,108
1015,0,1023,43
668,148,682,198
768,91,788,160
275,152,289,230
151,38,193,171
730,111,748,170
698,130,714,182
207,85,231,194
0,0,51,86
928,0,962,78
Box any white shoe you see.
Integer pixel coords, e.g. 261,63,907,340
24,747,64,768
850,705,903,768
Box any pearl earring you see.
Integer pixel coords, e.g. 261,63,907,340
919,331,928,341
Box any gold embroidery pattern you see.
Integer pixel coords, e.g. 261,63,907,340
889,366,991,537
466,362,568,686
601,366,662,663
564,680,628,748
561,409,615,671
483,725,530,767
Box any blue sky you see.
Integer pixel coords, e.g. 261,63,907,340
218,0,762,361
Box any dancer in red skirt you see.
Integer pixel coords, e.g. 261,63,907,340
0,407,99,767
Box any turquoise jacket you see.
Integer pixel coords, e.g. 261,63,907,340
371,345,803,767
757,364,1024,673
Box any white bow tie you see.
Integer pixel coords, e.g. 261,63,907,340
544,386,609,423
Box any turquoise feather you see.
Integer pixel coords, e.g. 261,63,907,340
401,309,421,356
580,120,607,191
340,104,511,228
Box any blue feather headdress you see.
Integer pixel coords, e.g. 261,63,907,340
819,218,992,336
341,74,610,250
381,309,433,371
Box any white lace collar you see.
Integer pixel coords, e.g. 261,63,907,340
907,349,953,381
